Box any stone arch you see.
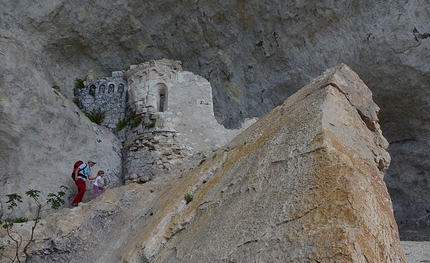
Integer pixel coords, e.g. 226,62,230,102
108,83,115,93
89,85,97,96
159,94,165,112
154,83,168,112
99,84,105,94
118,83,124,93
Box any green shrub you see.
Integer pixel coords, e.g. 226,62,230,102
148,121,156,128
116,118,128,131
74,78,85,91
52,85,60,91
86,108,106,124
131,116,142,128
12,217,28,223
184,192,194,204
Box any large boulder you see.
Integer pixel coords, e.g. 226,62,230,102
0,64,405,262
154,63,403,262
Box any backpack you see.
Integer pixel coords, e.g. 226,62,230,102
71,161,86,179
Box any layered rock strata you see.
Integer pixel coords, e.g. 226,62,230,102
0,64,405,262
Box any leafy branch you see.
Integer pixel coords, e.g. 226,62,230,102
0,186,68,263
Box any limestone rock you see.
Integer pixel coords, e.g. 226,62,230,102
2,0,430,235
1,64,405,262
0,36,123,219
401,241,430,263
153,63,403,262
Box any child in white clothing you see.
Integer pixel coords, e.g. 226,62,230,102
93,170,106,199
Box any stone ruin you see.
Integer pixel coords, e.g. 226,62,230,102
74,71,127,131
75,59,255,184
124,59,182,119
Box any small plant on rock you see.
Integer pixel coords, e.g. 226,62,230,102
131,116,142,128
86,108,106,124
116,118,128,131
52,85,60,91
184,192,194,204
11,217,28,223
128,109,137,119
147,121,156,128
74,78,85,91
224,147,231,152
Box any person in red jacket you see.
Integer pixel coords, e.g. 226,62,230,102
72,160,96,206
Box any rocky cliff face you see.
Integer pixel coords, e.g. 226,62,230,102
1,0,429,237
0,36,123,219
0,65,405,262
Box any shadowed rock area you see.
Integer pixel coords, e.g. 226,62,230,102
0,64,406,262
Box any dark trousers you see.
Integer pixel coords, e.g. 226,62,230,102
72,178,86,204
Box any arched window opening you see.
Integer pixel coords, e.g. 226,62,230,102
159,94,165,112
154,83,168,112
89,85,97,96
108,84,115,93
118,83,124,93
98,84,105,94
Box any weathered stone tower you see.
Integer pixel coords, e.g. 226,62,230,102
124,59,182,119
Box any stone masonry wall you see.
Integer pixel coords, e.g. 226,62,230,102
74,71,127,132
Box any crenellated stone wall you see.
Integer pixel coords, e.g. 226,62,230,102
74,71,127,131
